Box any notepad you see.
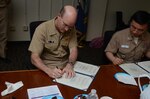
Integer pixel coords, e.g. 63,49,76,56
119,62,150,78
54,61,100,91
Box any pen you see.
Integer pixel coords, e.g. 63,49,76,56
56,66,63,71
56,66,59,69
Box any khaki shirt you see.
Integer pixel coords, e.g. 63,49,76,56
28,19,77,68
105,28,150,63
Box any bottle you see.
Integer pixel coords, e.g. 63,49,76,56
87,89,99,99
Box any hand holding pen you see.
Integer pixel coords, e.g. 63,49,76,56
45,67,64,78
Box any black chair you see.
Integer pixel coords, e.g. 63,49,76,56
29,21,45,40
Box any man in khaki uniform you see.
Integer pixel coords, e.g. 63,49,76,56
105,11,150,65
0,0,11,60
28,5,78,78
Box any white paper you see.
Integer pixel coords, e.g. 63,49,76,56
74,61,100,76
1,81,24,96
54,73,93,91
27,85,62,99
114,73,137,86
137,61,150,72
55,61,100,91
119,63,150,78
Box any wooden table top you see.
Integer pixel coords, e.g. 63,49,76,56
0,65,141,99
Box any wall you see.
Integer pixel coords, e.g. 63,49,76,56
86,0,150,41
7,0,150,41
103,0,150,32
7,0,77,41
86,0,108,41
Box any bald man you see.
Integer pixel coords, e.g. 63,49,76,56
28,5,78,79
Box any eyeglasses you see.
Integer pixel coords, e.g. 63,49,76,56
61,18,74,29
130,25,145,33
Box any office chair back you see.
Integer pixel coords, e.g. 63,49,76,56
29,21,45,40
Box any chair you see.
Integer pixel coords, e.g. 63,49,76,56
29,21,45,40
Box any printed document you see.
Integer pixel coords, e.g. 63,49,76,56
74,61,100,76
54,61,100,91
27,85,62,99
119,63,150,78
137,61,150,73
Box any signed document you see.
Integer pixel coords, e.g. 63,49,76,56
54,61,100,91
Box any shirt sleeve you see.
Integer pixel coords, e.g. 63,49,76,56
28,25,45,55
69,28,78,49
105,33,119,53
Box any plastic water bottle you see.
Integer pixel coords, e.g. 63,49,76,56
87,89,99,99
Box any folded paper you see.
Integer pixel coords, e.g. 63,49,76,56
1,81,24,96
114,72,137,86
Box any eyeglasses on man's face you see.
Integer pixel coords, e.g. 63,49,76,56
61,17,74,30
130,25,145,33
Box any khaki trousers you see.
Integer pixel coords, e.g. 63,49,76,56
0,7,8,58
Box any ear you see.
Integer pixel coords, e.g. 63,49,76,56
58,13,62,17
56,14,61,20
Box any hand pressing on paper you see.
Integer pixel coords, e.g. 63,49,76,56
62,63,76,78
45,67,64,78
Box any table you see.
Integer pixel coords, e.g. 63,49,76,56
0,65,141,99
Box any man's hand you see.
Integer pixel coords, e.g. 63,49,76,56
106,52,124,65
45,67,63,78
62,63,75,78
112,57,124,65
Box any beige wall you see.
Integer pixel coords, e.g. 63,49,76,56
7,0,150,41
8,0,77,41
